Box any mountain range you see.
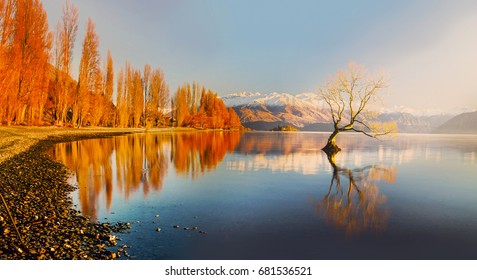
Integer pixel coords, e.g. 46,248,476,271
222,92,476,133
433,111,477,134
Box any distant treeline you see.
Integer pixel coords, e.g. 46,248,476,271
0,0,242,130
271,125,299,131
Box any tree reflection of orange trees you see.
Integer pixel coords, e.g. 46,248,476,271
142,134,169,197
52,134,170,219
52,138,114,219
317,152,396,236
172,132,241,177
51,132,240,219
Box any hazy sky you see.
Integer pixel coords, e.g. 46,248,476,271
43,0,477,111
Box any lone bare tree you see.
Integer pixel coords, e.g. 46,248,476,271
320,62,397,153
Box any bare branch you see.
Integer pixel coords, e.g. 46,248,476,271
354,119,371,131
351,127,394,139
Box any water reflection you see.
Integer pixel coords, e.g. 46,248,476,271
316,152,396,236
51,132,241,219
172,132,241,177
47,132,477,259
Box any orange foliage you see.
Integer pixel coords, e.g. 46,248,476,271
0,0,52,125
116,68,128,127
144,65,169,127
100,49,114,126
0,1,239,129
173,83,243,130
130,68,143,127
114,62,169,128
73,17,101,127
52,0,78,126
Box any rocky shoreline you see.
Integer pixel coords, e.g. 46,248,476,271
0,131,135,260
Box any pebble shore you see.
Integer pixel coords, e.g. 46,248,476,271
0,127,140,260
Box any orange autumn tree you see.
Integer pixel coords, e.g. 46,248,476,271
52,0,78,126
173,83,242,130
144,64,169,127
172,84,190,127
0,0,16,124
0,0,234,129
88,62,104,127
115,67,128,127
113,62,144,127
0,0,52,125
129,67,143,128
101,49,114,126
115,62,168,128
89,50,114,127
72,17,116,128
73,17,100,127
16,0,52,125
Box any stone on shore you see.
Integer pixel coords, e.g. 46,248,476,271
0,127,135,260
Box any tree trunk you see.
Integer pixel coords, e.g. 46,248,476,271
322,129,341,153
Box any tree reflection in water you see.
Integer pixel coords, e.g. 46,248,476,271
316,151,396,236
171,132,241,177
51,132,241,219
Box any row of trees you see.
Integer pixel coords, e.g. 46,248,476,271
0,0,51,126
116,63,169,128
0,0,241,130
52,1,170,128
172,82,242,130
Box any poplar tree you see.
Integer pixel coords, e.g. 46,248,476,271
101,49,113,126
0,0,16,124
74,17,100,127
0,0,51,125
53,0,78,126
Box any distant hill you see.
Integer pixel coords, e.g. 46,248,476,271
223,92,462,132
433,111,477,134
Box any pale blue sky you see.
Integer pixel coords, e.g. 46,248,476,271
43,0,477,111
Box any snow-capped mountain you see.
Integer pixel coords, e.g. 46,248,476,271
222,92,331,128
294,92,328,109
222,92,474,132
222,92,327,109
221,92,262,108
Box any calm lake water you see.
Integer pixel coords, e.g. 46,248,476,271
50,132,477,259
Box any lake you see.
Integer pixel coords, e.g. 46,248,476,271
50,132,477,259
